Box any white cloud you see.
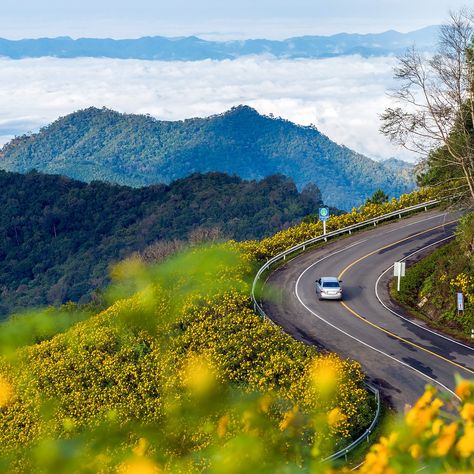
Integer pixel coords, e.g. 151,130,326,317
0,55,415,161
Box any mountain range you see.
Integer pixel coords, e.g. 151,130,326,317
0,106,415,210
0,27,438,61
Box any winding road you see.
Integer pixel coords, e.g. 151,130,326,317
263,210,474,412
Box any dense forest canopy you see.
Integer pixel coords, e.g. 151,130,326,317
0,106,415,210
0,170,324,316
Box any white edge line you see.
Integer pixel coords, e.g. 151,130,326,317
374,235,474,353
294,243,460,400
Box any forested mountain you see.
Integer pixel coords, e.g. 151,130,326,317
0,27,437,60
0,170,324,316
0,106,415,210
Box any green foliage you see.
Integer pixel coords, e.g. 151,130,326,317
0,170,322,316
417,101,474,204
0,106,415,210
365,189,389,205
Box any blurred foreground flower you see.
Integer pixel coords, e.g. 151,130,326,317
357,379,474,474
0,374,14,408
118,457,161,474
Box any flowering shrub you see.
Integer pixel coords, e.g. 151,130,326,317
0,245,372,470
357,379,474,473
236,189,435,261
450,273,474,302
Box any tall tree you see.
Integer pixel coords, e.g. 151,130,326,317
381,9,474,204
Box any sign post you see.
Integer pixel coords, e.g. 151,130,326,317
319,207,329,239
457,293,464,313
393,261,406,292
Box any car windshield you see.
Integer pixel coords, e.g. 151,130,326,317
323,282,340,288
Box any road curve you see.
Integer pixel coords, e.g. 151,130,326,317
263,210,474,412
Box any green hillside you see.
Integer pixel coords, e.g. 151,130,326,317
0,170,323,316
0,106,415,210
394,213,474,340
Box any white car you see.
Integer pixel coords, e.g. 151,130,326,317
316,276,343,300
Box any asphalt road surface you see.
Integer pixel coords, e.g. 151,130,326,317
263,210,474,412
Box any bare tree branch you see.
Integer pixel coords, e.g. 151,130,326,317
381,8,474,202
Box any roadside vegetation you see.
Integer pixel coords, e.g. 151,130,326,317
392,213,474,341
239,188,433,261
0,245,373,472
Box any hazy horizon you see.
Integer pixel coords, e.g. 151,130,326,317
0,24,438,41
1,0,468,39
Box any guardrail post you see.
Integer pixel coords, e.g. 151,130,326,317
373,221,377,226
425,206,428,211
303,245,306,251
398,213,402,219
283,254,286,261
348,229,352,234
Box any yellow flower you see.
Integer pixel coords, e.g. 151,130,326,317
311,357,339,397
456,424,474,458
132,438,149,457
409,444,421,459
217,415,229,438
118,458,161,474
279,406,299,431
327,408,347,428
258,394,272,413
460,403,474,422
432,419,444,435
182,355,216,397
0,375,14,408
456,380,472,401
431,423,458,457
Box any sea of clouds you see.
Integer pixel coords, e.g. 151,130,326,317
0,55,413,161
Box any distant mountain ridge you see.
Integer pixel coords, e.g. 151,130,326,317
0,27,438,60
0,106,415,209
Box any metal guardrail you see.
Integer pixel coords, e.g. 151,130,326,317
322,383,380,462
250,198,441,461
251,199,440,318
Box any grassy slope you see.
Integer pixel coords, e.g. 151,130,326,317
390,213,474,342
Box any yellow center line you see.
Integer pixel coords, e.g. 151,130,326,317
337,219,474,376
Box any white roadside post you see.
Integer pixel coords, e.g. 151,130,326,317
319,207,329,241
394,261,406,292
457,292,464,318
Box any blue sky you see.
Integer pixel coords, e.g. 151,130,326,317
1,0,470,39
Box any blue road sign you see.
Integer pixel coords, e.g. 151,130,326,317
319,207,329,221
